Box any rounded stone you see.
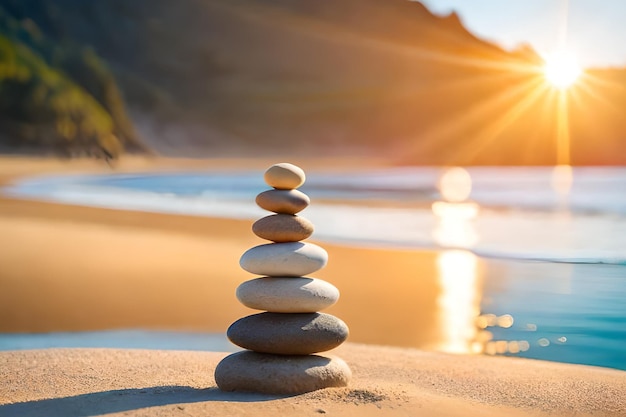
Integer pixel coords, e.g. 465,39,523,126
240,242,328,277
215,351,351,394
252,214,314,242
236,277,339,313
227,312,349,354
264,163,306,189
256,189,310,214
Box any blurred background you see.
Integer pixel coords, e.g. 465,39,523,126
0,0,625,371
1,0,625,164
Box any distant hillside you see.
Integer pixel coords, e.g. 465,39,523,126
0,4,148,158
2,0,625,164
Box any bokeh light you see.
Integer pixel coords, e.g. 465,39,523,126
437,167,473,203
538,338,551,347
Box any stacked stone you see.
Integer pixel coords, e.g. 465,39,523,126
215,163,351,395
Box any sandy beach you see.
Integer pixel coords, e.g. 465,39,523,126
2,345,625,417
1,156,625,416
0,156,444,349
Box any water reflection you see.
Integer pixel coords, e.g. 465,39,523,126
477,313,530,356
437,167,472,203
551,164,573,197
551,164,574,212
432,167,481,353
432,167,479,248
431,167,527,357
435,250,481,353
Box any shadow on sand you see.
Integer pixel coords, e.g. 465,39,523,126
0,385,289,417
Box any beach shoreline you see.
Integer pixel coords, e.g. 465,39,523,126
1,155,625,416
0,155,444,342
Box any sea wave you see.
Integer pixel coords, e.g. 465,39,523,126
3,168,626,265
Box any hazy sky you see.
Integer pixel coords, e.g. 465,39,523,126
420,0,626,68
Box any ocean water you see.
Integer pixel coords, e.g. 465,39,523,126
2,166,625,370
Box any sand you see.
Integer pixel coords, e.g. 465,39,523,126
1,155,625,416
0,156,445,348
0,195,445,348
1,345,625,417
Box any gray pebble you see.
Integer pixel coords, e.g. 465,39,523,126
215,351,351,394
227,312,349,354
252,214,314,242
256,189,310,214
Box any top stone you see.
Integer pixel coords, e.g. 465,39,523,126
264,163,306,190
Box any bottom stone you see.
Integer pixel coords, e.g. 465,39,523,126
215,351,351,394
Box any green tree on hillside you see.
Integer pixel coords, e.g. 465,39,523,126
0,5,147,157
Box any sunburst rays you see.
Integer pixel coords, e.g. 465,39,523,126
218,0,612,166
407,0,599,166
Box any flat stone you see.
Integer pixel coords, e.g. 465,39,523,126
240,242,327,277
215,351,351,394
236,277,339,313
227,312,349,354
252,214,314,242
264,163,306,189
256,189,310,214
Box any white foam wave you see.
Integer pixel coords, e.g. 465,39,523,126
4,169,626,265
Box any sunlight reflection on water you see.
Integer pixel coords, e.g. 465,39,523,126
431,163,564,360
433,167,482,354
436,250,481,354
432,167,529,357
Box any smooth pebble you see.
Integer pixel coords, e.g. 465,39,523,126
227,312,349,355
252,214,314,242
256,189,310,214
240,242,327,277
236,277,339,313
264,163,306,189
215,351,351,394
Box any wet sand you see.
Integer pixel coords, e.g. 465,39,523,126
0,193,447,350
0,155,449,349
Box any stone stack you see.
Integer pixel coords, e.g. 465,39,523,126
215,163,351,394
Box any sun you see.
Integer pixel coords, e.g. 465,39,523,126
543,50,582,90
